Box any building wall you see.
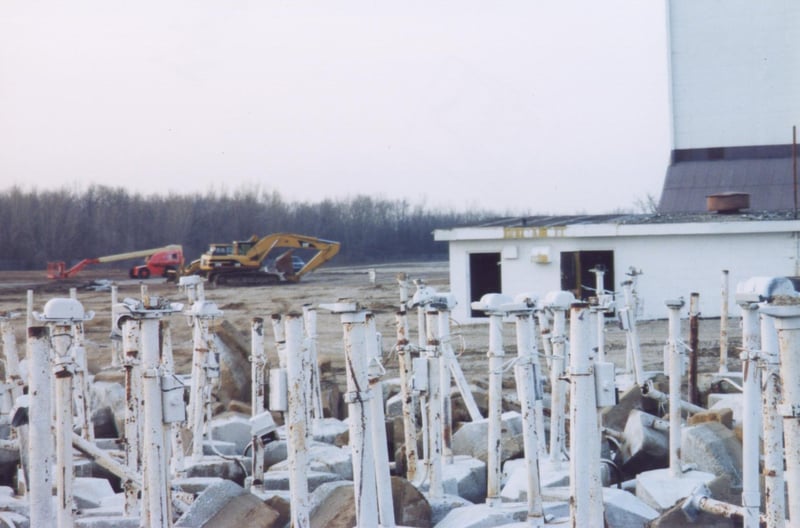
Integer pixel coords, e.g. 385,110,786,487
446,231,799,322
668,1,800,149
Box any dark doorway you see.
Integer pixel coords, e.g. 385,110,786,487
469,252,501,317
560,250,614,301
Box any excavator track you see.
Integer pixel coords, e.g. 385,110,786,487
208,270,283,287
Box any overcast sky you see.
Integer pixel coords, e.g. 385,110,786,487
0,2,670,214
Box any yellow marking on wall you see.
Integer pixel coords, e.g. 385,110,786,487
504,226,566,239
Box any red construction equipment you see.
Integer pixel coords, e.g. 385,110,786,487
47,245,183,280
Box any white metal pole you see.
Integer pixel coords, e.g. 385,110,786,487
536,311,553,371
763,303,800,525
549,308,568,466
738,302,761,528
162,321,185,478
486,309,504,507
27,326,55,526
110,284,121,367
425,310,444,499
395,310,418,482
285,314,310,528
251,317,267,414
366,313,396,528
720,270,730,373
52,323,75,528
666,299,685,478
140,317,170,528
26,290,34,330
1,319,23,401
760,310,786,528
303,305,324,422
122,318,142,517
568,302,604,526
513,311,545,527
326,303,379,527
622,280,645,385
592,267,606,362
437,309,453,463
190,316,210,461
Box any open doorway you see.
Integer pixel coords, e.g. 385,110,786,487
469,252,501,317
560,250,614,301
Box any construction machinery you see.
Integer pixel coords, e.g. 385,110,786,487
183,233,340,286
47,245,183,280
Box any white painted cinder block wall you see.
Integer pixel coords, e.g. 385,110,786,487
444,232,799,323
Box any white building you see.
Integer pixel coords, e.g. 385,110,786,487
434,214,800,322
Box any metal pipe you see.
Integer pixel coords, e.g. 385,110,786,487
122,318,142,517
536,311,553,370
366,313,396,527
688,293,700,405
568,302,604,525
666,299,685,478
720,270,730,374
395,311,418,482
425,310,444,499
1,318,23,401
760,310,786,528
141,317,170,528
549,307,568,466
513,310,545,527
72,432,141,487
161,321,185,478
251,317,267,415
486,308,504,507
27,326,55,526
190,316,210,461
437,309,453,463
110,285,121,367
323,302,379,527
52,324,76,528
26,290,33,330
737,301,761,528
621,280,645,385
591,266,606,362
303,305,324,422
762,302,800,525
285,314,310,528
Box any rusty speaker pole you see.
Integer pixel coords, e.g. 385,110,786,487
688,292,700,405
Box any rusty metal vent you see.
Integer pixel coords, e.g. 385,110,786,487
706,192,750,214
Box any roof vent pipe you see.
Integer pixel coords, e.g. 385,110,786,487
706,192,750,214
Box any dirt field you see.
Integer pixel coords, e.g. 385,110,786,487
0,263,742,402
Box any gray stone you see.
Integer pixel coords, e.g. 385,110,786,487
619,409,669,474
209,412,253,455
269,442,352,480
434,502,527,528
74,477,115,510
75,517,138,528
681,421,743,486
451,411,524,465
0,511,29,528
260,470,340,492
183,456,248,486
89,381,126,440
176,479,280,528
311,417,349,445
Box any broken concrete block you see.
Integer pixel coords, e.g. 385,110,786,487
260,469,340,493
452,411,524,465
311,417,349,446
75,517,138,528
269,442,352,481
183,456,248,486
619,409,669,475
635,468,716,512
681,421,743,487
89,381,126,439
73,477,115,510
176,479,280,528
0,511,29,528
435,502,527,528
209,412,253,455
442,455,486,504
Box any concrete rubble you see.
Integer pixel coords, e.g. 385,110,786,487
0,272,797,527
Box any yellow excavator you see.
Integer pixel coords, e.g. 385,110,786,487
182,233,340,286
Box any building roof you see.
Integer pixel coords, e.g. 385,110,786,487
434,210,800,242
658,145,797,214
475,210,798,229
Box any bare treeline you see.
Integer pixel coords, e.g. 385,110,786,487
0,185,501,270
